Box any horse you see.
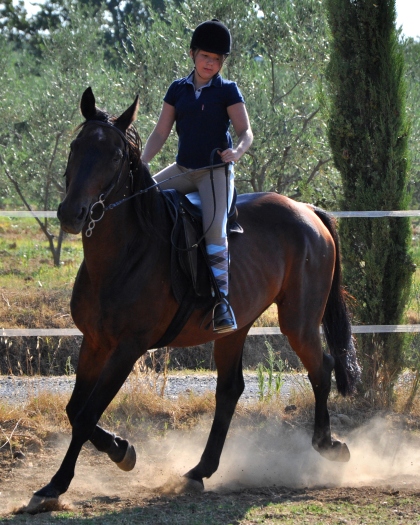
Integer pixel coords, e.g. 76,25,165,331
30,87,360,506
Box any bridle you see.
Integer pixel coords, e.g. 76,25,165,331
74,120,227,237
77,120,131,237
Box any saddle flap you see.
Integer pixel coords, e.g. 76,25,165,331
181,209,199,290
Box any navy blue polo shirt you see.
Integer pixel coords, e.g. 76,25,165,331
164,71,245,169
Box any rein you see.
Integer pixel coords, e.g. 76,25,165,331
83,120,227,237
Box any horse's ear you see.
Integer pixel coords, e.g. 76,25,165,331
114,95,139,132
80,87,98,121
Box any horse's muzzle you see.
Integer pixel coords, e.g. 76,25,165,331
57,200,89,235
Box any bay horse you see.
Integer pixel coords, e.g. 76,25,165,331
31,87,360,505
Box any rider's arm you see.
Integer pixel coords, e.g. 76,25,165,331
218,102,253,164
142,102,176,164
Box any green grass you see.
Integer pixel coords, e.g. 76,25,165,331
0,216,83,290
4,490,420,524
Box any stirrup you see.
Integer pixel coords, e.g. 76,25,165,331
213,297,237,333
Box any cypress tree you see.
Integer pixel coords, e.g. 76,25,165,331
325,0,413,404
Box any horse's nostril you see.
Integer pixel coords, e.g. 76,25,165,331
77,207,87,221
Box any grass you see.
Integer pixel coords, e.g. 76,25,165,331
5,491,420,524
1,365,420,458
0,217,83,286
0,217,82,331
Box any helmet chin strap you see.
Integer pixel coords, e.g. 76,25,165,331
191,55,224,84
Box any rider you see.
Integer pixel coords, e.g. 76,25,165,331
142,19,253,333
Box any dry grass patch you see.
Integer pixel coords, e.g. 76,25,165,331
2,370,418,458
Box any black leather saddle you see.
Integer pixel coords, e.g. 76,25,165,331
162,189,243,306
149,190,243,348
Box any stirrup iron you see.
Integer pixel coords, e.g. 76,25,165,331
213,296,237,333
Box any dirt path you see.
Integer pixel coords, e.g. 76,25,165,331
1,413,420,523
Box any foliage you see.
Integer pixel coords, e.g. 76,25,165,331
325,0,414,403
0,3,116,264
118,0,340,206
256,341,284,401
0,0,345,269
403,38,420,206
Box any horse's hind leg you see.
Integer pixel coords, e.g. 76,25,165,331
183,324,251,491
65,339,136,470
309,349,350,462
280,310,350,463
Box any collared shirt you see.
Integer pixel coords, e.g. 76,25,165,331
164,70,245,169
185,71,213,99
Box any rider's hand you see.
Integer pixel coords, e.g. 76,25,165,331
218,148,240,164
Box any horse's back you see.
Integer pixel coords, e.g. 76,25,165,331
236,192,334,251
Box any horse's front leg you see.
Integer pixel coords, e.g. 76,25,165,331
65,339,137,471
183,326,250,491
31,341,141,502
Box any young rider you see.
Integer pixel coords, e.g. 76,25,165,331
142,19,253,333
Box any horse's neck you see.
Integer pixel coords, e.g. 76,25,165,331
81,193,168,282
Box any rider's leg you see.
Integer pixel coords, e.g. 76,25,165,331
152,163,196,193
196,165,236,333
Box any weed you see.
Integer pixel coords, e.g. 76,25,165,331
257,341,284,401
65,355,75,376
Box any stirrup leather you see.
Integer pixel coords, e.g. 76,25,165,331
213,297,237,333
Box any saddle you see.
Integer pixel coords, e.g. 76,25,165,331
162,189,243,306
150,189,242,348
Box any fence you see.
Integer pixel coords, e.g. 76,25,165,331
1,209,420,337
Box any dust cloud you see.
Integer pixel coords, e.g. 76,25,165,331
72,415,420,496
4,414,420,514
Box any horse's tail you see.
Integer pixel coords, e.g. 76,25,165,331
313,207,361,396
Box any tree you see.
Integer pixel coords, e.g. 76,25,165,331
120,0,340,208
0,3,115,265
325,0,413,403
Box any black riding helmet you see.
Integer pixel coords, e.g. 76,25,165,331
190,19,231,55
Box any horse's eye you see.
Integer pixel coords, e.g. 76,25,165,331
113,150,123,163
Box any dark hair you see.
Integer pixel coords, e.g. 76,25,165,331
190,19,231,55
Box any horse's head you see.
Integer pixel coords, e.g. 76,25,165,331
57,87,139,234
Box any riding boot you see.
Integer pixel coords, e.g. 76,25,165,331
206,243,237,333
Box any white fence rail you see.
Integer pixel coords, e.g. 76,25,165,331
2,209,420,337
2,326,420,337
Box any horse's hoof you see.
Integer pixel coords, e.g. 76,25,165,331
19,495,61,515
116,443,136,471
181,476,204,493
314,440,351,462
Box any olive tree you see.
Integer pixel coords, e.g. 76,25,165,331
119,0,340,208
0,4,114,265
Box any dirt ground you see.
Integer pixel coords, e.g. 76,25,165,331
1,414,420,523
